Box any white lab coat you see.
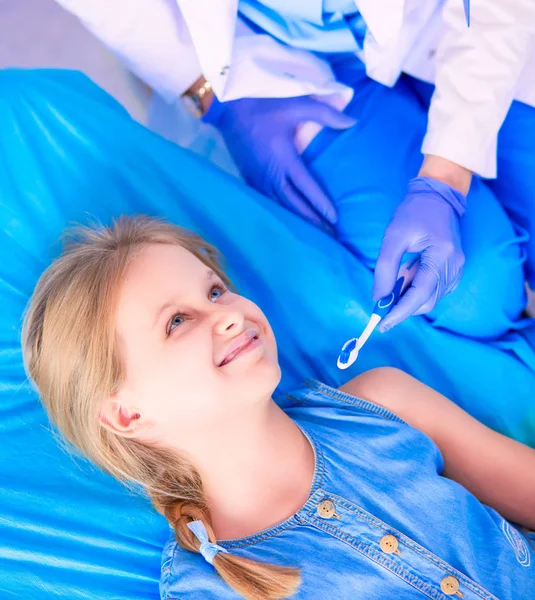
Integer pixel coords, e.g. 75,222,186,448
57,0,535,178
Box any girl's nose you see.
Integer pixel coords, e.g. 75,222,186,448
212,306,244,335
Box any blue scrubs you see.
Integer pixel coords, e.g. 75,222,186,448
487,99,535,290
238,0,367,53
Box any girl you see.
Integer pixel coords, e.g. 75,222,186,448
22,216,535,600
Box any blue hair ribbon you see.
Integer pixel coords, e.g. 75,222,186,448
187,520,229,565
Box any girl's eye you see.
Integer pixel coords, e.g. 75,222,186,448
210,283,227,302
168,313,185,334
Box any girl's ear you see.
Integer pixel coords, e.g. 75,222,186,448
99,394,142,437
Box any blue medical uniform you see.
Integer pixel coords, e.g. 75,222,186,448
239,0,367,53
237,0,535,340
161,381,535,599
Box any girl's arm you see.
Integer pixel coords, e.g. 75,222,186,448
340,367,535,529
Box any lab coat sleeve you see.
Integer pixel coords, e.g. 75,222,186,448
422,0,535,178
55,0,202,102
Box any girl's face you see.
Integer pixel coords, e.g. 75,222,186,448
111,243,280,448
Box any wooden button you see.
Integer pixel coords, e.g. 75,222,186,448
440,575,464,597
379,534,401,556
317,500,340,520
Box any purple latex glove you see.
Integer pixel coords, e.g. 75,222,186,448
373,176,467,331
204,95,356,227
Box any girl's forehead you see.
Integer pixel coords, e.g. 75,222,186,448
132,243,202,270
117,245,216,315
123,244,209,290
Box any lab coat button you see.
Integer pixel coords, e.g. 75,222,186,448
317,500,340,520
440,575,463,597
379,534,401,555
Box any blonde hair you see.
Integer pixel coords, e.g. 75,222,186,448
22,216,300,600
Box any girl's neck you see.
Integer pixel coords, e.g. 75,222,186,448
196,401,315,541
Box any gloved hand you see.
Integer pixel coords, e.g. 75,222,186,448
204,95,355,227
373,176,467,331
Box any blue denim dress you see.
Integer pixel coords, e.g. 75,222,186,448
160,381,535,599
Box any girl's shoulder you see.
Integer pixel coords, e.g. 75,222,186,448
282,369,442,463
282,369,409,427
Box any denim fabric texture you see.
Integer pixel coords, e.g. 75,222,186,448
161,381,534,599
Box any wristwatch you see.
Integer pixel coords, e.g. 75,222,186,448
182,79,213,118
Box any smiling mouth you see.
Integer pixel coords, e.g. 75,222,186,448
219,334,259,367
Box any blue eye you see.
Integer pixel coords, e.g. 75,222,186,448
168,313,185,334
210,283,226,302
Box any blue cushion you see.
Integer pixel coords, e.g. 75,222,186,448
1,69,534,599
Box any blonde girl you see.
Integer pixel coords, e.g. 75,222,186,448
23,216,535,600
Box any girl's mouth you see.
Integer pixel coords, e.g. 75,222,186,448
219,330,260,367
